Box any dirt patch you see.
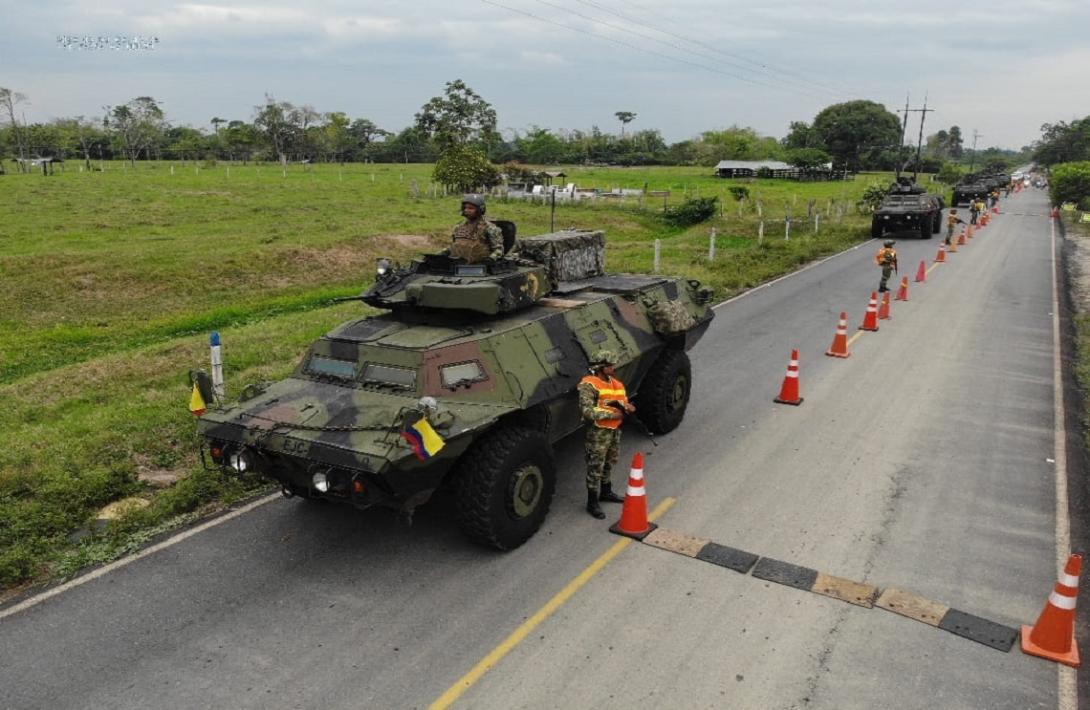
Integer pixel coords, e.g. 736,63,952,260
133,453,183,488
375,233,438,250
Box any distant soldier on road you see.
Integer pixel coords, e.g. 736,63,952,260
876,239,898,293
969,199,980,225
578,350,635,519
946,209,966,244
448,194,504,264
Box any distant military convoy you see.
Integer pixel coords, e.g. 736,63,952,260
194,226,714,550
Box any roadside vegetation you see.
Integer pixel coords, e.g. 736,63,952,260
0,162,899,592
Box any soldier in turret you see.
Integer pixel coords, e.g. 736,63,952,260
448,194,504,264
578,350,635,519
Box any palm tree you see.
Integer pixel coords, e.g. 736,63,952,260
614,111,636,138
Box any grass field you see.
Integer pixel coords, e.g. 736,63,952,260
0,160,897,591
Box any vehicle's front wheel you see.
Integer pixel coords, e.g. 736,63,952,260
635,349,692,435
871,220,883,239
455,427,556,551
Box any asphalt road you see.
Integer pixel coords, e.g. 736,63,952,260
0,187,1072,710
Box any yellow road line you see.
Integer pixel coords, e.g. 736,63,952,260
428,497,677,710
846,331,865,347
926,262,941,275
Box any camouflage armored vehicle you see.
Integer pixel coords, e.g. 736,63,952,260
194,228,714,550
871,177,944,239
952,177,990,206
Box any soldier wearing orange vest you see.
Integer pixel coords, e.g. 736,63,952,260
578,350,636,519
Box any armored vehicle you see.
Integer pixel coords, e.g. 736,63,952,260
194,228,714,550
952,178,990,206
871,178,944,239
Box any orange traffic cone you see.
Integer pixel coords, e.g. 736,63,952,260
992,205,1000,214
859,293,880,331
878,291,892,320
773,348,803,405
915,260,927,283
949,236,959,253
826,311,851,358
895,276,909,301
957,230,967,246
1022,554,1082,667
935,244,946,263
610,452,657,540
967,225,975,240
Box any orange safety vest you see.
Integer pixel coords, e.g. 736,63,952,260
580,374,629,429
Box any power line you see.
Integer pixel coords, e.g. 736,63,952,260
480,0,832,101
533,0,840,100
571,0,851,98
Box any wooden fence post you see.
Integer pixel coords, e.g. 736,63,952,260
709,228,716,261
653,239,661,274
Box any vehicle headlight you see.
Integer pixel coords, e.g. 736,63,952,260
312,471,330,493
229,451,251,472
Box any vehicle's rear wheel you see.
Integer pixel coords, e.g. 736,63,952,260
635,349,692,435
455,427,556,550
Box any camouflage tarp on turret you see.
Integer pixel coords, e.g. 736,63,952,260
518,230,606,283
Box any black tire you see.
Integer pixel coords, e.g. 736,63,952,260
454,427,556,550
871,220,883,239
635,349,692,435
919,220,929,239
932,212,941,234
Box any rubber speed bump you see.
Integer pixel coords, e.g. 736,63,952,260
812,573,879,608
695,542,759,574
642,528,710,558
752,557,818,591
875,587,948,626
939,609,1019,652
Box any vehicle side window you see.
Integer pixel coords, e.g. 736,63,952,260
361,363,417,389
308,355,357,380
441,361,487,388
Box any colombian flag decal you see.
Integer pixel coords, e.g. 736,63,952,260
401,415,446,461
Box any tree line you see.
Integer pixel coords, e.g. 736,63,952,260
0,83,1028,174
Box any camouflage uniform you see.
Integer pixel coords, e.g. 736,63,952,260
875,243,897,292
578,381,623,493
450,218,504,263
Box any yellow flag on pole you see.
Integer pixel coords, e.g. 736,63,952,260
189,381,207,416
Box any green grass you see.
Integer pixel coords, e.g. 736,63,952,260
0,161,890,591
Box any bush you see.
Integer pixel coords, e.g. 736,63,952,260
433,145,500,192
663,196,718,227
727,186,750,201
856,182,889,213
1050,161,1090,207
936,162,965,185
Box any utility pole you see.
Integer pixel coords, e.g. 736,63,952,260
895,93,910,179
912,95,934,183
969,130,982,174
897,94,935,183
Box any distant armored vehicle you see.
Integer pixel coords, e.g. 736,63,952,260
871,178,944,239
195,228,714,549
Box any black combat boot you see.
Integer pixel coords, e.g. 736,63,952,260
599,482,624,504
586,490,605,519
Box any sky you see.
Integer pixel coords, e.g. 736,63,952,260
2,0,1089,150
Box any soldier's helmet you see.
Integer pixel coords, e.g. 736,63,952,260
589,350,619,368
883,239,895,247
461,194,486,216
950,208,958,214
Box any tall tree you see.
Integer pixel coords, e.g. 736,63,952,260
104,96,165,165
0,87,30,169
414,79,497,151
253,95,298,166
614,111,636,138
811,100,902,171
946,125,963,159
